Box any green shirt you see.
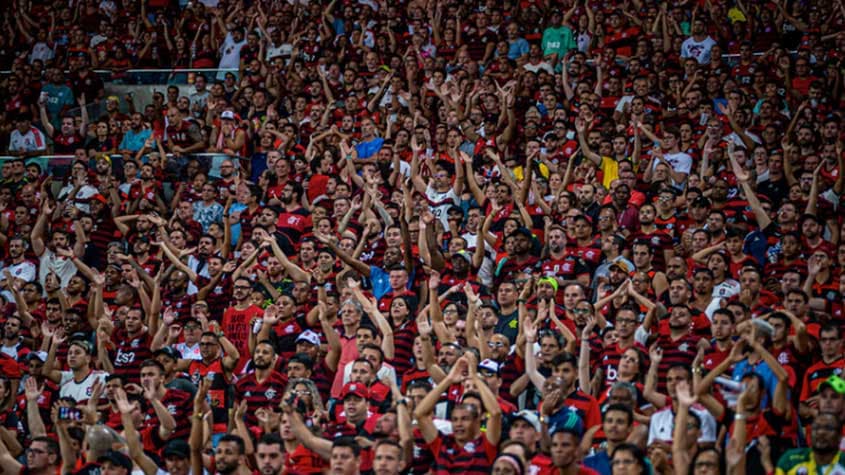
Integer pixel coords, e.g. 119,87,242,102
541,26,576,58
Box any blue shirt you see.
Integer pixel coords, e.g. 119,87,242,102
369,265,390,300
119,128,152,153
42,84,75,129
583,451,611,475
732,360,781,409
355,137,384,159
507,38,530,60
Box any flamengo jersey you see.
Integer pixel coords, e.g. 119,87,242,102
9,127,46,153
59,370,107,402
425,184,459,229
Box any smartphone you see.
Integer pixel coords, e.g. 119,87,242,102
58,407,82,421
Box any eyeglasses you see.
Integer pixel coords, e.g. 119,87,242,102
233,285,252,290
616,318,637,325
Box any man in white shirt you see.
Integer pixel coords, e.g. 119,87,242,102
43,338,107,403
217,27,246,80
8,111,47,157
680,19,718,64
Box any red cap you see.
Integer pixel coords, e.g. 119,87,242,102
340,382,369,400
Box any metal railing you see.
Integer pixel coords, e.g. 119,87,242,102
0,153,241,180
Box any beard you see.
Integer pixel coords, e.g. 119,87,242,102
253,359,272,370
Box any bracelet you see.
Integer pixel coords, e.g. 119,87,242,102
517,298,527,304
734,413,747,421
345,154,353,160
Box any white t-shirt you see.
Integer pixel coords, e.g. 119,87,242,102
712,279,741,300
38,250,78,289
648,405,717,445
655,151,693,189
176,342,202,360
680,36,718,64
218,33,246,71
59,370,108,402
425,184,460,229
659,151,693,175
1,260,37,283
9,127,47,153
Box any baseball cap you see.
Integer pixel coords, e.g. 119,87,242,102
512,410,541,432
609,260,631,274
799,213,823,226
98,450,133,472
691,196,712,208
549,408,584,437
819,374,845,395
153,346,180,362
295,330,321,346
26,351,48,362
509,227,533,240
537,276,559,292
478,359,501,376
220,110,236,120
452,250,472,263
162,439,190,459
69,339,93,355
340,382,369,400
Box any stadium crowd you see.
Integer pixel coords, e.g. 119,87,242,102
2,0,845,474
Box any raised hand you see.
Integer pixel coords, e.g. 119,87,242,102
675,380,697,406
649,343,663,365
24,377,43,401
114,387,134,414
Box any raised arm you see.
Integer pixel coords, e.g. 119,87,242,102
115,388,160,475
414,357,466,443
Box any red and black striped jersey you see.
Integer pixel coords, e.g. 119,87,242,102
429,433,498,475
197,273,232,321
234,370,289,427
111,331,153,385
598,342,649,387
800,358,845,402
654,331,702,393
390,319,417,376
144,388,192,441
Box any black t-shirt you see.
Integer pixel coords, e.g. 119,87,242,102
757,177,789,209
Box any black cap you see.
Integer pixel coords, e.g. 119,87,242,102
508,227,533,239
691,196,711,208
153,346,180,361
800,213,823,226
162,439,190,459
98,450,132,472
